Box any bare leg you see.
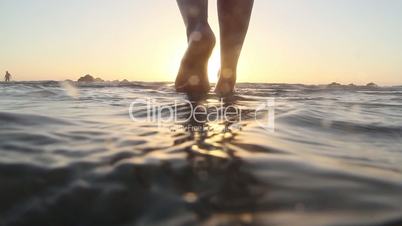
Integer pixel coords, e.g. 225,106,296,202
176,0,216,94
215,0,254,96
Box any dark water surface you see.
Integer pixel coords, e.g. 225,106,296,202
1,81,402,226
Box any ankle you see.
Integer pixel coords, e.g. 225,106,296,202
187,23,216,50
219,67,236,80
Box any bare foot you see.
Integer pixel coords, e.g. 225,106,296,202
215,68,236,97
175,24,216,94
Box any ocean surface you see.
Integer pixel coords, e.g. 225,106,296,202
1,81,402,226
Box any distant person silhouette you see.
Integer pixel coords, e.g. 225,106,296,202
4,71,11,82
175,0,254,96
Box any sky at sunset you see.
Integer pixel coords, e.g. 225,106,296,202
1,0,401,85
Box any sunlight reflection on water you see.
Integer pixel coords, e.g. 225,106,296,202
0,81,402,226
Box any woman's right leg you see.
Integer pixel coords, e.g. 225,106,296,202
176,0,216,94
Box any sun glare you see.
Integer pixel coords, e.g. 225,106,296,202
169,45,220,84
208,50,220,83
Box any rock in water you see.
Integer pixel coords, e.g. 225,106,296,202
77,74,95,82
121,79,130,84
366,82,378,88
327,82,342,88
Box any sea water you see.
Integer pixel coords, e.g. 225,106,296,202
0,81,402,226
